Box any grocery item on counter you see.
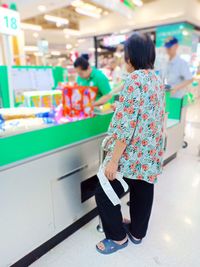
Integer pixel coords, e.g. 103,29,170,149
0,85,98,137
94,102,113,115
23,90,62,108
61,84,97,118
0,107,51,121
0,107,56,137
0,117,51,137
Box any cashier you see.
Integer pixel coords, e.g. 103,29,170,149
74,57,111,106
164,36,193,98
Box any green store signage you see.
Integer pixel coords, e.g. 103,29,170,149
120,0,135,9
156,23,194,48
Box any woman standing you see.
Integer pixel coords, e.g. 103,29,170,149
95,33,165,254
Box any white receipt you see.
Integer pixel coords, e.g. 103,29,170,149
97,166,129,206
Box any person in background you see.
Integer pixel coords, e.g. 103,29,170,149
95,33,165,255
164,36,193,98
109,57,122,85
74,57,111,106
92,57,127,107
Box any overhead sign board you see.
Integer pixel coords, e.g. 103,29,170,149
0,7,20,36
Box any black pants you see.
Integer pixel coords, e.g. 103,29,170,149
95,178,154,241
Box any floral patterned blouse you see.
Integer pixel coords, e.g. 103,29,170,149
103,70,165,184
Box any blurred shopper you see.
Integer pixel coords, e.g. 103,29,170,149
92,58,126,107
164,36,193,98
74,57,111,106
95,33,165,254
109,57,122,85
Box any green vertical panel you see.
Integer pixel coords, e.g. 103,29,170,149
0,113,113,167
0,66,10,107
168,98,182,120
52,67,65,88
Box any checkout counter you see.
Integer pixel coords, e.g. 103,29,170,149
0,92,187,267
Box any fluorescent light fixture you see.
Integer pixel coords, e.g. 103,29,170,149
157,12,184,21
78,38,86,43
63,29,80,36
24,46,39,52
72,0,102,18
132,0,143,7
184,217,192,225
88,47,95,52
51,51,61,56
66,44,73,50
38,5,47,12
163,234,172,242
75,7,101,18
33,32,39,38
44,15,69,25
103,11,109,16
182,30,189,36
21,23,42,31
34,52,43,57
71,0,84,7
120,28,130,34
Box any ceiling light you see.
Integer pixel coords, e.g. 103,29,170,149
66,44,73,50
78,38,86,43
120,28,130,34
63,29,80,36
21,23,42,31
71,0,84,7
163,234,172,242
24,46,39,52
132,0,143,7
82,3,100,12
182,30,189,36
75,7,101,18
51,51,61,56
38,5,47,12
33,32,39,38
103,11,109,16
44,15,69,25
34,52,43,57
56,22,62,27
184,217,192,225
88,47,95,52
96,8,102,12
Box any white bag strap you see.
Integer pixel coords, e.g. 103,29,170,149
97,165,128,206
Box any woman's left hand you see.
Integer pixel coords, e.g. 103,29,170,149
105,160,118,181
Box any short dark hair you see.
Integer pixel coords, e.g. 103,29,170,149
124,33,155,70
74,57,89,70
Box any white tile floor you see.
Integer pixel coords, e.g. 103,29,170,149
31,100,200,267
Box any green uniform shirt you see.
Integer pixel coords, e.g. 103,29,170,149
77,67,111,100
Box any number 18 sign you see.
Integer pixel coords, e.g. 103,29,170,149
0,7,20,36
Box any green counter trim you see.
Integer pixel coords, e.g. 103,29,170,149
0,92,186,167
0,114,112,167
0,66,10,107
